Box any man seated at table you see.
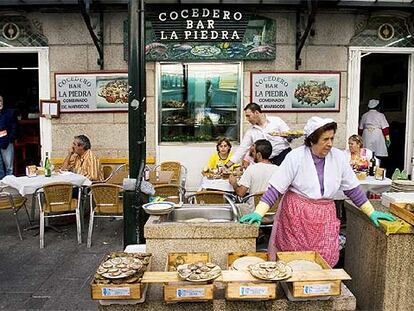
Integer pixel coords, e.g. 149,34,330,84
61,135,103,181
228,139,278,205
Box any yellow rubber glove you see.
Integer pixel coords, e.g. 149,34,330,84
255,201,270,217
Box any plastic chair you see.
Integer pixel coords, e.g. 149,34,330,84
153,184,185,204
37,182,82,248
87,183,123,248
187,190,230,204
104,164,129,185
0,191,32,240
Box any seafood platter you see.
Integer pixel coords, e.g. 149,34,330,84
97,79,128,104
226,252,277,300
177,262,222,282
249,261,292,281
269,130,304,139
91,252,151,300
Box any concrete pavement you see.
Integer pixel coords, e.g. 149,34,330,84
0,206,124,310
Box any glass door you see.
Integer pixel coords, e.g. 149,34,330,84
159,62,241,143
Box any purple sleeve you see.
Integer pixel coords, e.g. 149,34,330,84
261,185,280,207
343,186,368,207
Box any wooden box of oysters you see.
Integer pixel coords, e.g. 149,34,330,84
91,252,151,300
276,251,341,299
164,252,219,302
226,252,278,300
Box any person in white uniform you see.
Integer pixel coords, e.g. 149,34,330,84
240,116,396,267
224,103,291,168
359,99,390,160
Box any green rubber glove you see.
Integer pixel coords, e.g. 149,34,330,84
240,212,263,225
385,139,391,148
369,211,396,227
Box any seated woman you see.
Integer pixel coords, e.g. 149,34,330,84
345,134,373,171
206,138,234,170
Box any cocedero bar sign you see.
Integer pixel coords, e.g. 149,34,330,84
148,7,248,42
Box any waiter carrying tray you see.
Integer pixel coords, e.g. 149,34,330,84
224,102,291,168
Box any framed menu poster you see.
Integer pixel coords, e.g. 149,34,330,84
250,71,341,112
55,72,128,112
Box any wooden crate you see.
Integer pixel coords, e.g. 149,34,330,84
90,252,151,300
390,203,414,226
277,251,341,299
225,252,276,300
164,252,214,303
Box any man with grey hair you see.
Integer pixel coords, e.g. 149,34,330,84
62,134,103,181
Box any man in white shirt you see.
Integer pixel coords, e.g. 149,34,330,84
228,139,279,198
224,103,291,168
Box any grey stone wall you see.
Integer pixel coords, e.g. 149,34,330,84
29,8,358,159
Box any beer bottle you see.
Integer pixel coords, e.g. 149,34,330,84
369,152,376,176
44,152,52,177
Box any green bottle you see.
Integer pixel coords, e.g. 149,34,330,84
44,152,51,177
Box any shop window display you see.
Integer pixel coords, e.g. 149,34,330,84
159,63,241,143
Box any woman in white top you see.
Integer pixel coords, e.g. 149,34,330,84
240,117,395,267
359,99,390,157
345,134,373,171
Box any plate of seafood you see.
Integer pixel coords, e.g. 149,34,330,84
190,45,221,57
269,130,304,139
177,262,222,282
97,256,144,279
249,261,292,281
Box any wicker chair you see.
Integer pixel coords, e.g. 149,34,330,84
87,183,123,248
0,191,31,240
102,165,114,180
187,190,229,204
37,182,82,248
104,164,129,185
153,184,185,203
154,161,188,187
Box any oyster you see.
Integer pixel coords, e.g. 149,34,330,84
177,262,222,282
249,261,292,281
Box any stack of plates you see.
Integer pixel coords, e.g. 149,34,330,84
391,180,414,192
142,202,175,215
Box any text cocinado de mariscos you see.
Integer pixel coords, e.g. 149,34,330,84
254,76,289,108
158,8,243,40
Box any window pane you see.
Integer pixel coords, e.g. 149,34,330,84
159,63,240,143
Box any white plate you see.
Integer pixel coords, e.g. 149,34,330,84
142,202,175,215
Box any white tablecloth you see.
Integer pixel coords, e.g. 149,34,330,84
335,176,392,200
199,176,234,192
1,172,92,196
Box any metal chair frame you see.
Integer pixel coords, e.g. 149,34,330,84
103,163,129,185
241,192,280,226
153,184,186,203
87,183,123,248
187,190,236,205
0,191,32,240
36,182,82,248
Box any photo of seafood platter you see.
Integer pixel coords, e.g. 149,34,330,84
96,77,128,108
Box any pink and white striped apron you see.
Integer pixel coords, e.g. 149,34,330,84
267,191,340,267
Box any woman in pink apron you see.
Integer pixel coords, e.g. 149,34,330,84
240,116,395,267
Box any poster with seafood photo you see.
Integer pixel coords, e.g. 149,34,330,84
251,71,341,112
55,72,128,112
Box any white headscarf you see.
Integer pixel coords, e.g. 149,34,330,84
368,99,379,109
304,116,335,137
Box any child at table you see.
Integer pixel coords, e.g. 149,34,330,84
206,138,235,171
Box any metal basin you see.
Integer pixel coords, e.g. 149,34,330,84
160,204,239,223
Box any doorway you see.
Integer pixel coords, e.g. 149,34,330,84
359,53,409,177
347,47,414,176
0,52,40,176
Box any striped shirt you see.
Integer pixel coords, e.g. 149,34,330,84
66,149,103,181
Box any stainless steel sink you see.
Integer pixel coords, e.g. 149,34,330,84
160,204,240,223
